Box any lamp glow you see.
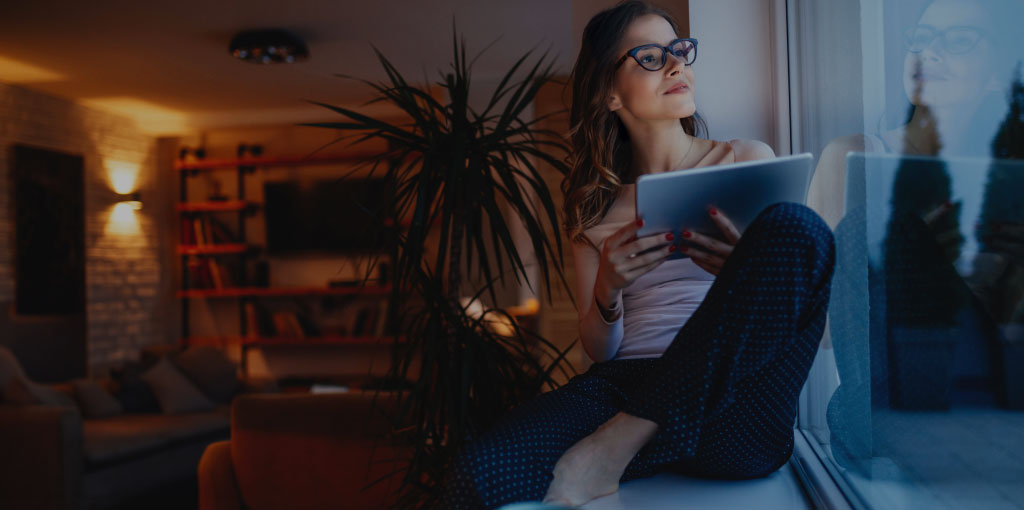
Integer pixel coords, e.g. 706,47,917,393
106,160,139,194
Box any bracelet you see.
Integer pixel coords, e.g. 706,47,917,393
595,294,621,322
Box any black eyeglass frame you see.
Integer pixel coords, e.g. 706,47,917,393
615,37,699,71
902,24,988,55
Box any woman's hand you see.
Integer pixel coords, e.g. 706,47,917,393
594,217,675,309
984,221,1024,265
923,200,965,264
681,206,741,276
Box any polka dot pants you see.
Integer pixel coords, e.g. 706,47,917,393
443,202,837,509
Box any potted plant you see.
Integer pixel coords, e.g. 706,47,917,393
305,27,577,508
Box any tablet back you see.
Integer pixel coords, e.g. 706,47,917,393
635,153,814,258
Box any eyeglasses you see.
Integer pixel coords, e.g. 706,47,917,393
615,38,698,71
903,25,987,55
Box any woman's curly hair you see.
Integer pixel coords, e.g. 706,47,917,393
562,0,706,247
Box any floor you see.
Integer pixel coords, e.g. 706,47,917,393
109,477,198,510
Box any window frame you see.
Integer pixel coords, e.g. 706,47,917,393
779,0,876,507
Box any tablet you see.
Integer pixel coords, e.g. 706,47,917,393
635,152,814,259
845,152,1024,273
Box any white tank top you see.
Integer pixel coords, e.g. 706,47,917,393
616,257,714,358
580,140,740,360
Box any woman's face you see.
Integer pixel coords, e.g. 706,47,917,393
608,14,696,123
903,0,998,109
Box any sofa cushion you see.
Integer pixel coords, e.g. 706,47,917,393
3,377,78,409
0,346,28,396
172,346,241,404
83,406,230,467
110,361,162,413
140,357,217,415
72,378,124,418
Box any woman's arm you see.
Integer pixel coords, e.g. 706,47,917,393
572,240,624,363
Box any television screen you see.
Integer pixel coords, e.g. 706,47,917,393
264,178,393,255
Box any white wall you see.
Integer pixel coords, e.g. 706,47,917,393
689,0,781,150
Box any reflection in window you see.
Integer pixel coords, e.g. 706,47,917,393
796,0,1024,508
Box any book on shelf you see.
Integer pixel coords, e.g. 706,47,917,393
180,218,195,245
205,216,237,244
374,299,389,337
294,313,323,338
181,216,238,247
285,313,306,339
208,258,223,288
271,312,294,338
193,218,206,247
352,307,370,337
184,259,233,290
255,303,277,337
185,258,212,288
243,303,260,340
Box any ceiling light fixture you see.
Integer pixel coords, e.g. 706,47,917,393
229,29,309,64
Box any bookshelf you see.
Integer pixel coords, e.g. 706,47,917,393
177,147,402,376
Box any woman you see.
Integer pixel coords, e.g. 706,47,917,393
809,0,1023,229
444,2,835,508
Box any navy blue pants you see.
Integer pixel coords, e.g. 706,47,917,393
444,202,836,509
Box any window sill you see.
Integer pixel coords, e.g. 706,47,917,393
583,432,817,509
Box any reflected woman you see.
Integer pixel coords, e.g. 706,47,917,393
810,0,1024,474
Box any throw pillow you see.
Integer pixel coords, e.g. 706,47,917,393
71,378,124,418
172,346,241,404
110,361,162,413
3,377,78,409
140,357,217,414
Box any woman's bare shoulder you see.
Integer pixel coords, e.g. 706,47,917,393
727,139,776,162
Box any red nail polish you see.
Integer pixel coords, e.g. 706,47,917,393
669,244,676,252
665,232,674,241
682,230,692,238
681,246,689,252
709,207,717,216
636,217,644,227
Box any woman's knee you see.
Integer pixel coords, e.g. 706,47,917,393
745,202,835,262
696,443,794,480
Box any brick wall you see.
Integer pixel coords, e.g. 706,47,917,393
0,82,178,376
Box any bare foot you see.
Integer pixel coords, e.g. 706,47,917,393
542,412,658,506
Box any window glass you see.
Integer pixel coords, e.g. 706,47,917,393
794,0,1024,508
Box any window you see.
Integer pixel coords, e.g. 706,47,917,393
789,0,1024,508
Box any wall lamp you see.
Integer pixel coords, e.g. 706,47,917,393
122,192,142,210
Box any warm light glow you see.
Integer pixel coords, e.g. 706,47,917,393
460,296,519,337
106,203,141,236
0,55,66,83
106,160,139,194
485,313,516,337
81,97,190,136
524,297,539,313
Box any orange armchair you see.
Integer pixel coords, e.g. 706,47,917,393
198,392,407,510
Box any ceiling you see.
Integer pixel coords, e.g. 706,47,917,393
0,0,582,135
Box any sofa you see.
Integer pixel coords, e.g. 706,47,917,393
0,344,275,510
198,391,407,510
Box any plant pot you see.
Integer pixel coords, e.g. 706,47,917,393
888,326,957,410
